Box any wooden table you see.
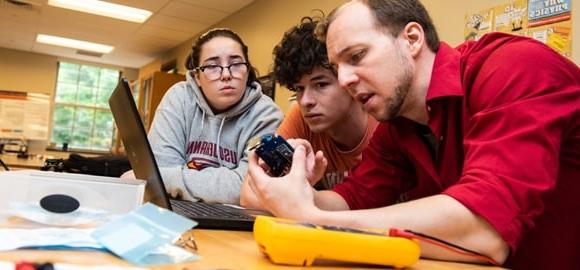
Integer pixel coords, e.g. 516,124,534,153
0,153,46,170
0,229,505,269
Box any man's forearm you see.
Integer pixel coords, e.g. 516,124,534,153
306,194,509,264
314,190,350,211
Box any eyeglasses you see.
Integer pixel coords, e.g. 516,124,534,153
195,62,249,81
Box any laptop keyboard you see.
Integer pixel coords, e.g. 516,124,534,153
171,200,254,221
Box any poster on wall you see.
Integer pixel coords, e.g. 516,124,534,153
464,8,494,40
528,0,571,27
494,0,528,36
0,91,50,140
528,21,573,57
527,0,572,58
464,0,573,58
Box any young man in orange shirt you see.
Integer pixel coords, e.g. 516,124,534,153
240,16,378,207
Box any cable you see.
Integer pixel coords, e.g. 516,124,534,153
389,228,500,266
0,158,9,171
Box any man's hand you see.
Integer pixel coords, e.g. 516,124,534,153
247,145,320,219
120,170,136,179
287,139,327,185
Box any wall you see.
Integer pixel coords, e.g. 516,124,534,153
138,58,163,80
0,48,57,94
147,0,579,114
0,47,139,95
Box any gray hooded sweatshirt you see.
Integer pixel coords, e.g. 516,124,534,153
148,72,283,204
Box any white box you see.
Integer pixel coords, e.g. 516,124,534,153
0,170,145,215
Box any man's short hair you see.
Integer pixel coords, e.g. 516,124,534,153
316,0,440,52
273,15,331,91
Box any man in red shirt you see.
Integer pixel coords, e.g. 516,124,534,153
247,0,580,268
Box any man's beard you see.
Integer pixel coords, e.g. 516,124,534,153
379,50,413,122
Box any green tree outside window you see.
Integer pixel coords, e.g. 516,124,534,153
51,62,119,151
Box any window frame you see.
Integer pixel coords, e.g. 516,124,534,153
49,61,120,153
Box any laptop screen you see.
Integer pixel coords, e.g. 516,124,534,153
108,78,172,210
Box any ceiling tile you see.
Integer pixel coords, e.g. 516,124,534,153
41,6,142,33
0,0,255,69
137,25,193,42
146,14,208,34
120,36,178,57
178,0,254,12
106,0,172,13
159,1,227,24
102,50,158,68
0,20,37,35
0,3,42,24
0,39,34,52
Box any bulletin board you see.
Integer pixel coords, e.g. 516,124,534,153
258,73,276,100
0,90,50,140
465,0,572,58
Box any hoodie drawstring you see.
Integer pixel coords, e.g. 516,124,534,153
200,110,205,133
215,117,226,167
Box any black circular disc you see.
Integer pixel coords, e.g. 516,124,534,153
39,194,80,213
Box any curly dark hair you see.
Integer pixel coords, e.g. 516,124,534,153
272,16,331,91
185,28,257,87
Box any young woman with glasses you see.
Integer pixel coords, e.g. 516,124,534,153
147,28,283,204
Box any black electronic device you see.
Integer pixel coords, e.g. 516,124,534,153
247,133,294,177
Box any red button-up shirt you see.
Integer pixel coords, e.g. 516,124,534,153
333,33,580,269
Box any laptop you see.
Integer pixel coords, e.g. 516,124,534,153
109,78,269,231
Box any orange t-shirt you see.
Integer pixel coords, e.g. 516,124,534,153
277,103,378,189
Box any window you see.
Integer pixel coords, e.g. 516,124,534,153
51,62,119,151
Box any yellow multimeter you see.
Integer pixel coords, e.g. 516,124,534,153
253,216,420,268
